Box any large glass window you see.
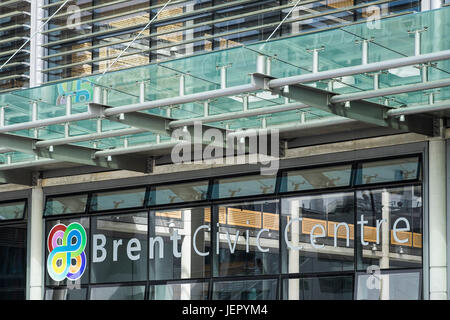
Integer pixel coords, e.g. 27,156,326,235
44,194,88,216
0,224,27,300
283,275,353,300
215,200,279,277
355,269,421,300
211,175,277,199
149,207,211,280
149,180,209,205
0,200,26,221
45,287,88,300
41,155,424,300
90,188,146,212
90,212,148,283
280,164,352,192
281,192,355,274
356,186,422,270
45,217,90,287
89,285,145,300
355,157,421,185
149,281,209,300
212,279,278,300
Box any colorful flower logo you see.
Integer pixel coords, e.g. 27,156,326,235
47,223,87,281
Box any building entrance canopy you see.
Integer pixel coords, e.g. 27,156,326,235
0,6,449,185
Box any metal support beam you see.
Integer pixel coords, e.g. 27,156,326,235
90,103,173,136
0,169,33,185
0,133,150,172
277,82,436,136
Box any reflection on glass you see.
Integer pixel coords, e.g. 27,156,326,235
0,201,26,220
90,188,146,211
149,207,211,280
89,285,145,300
44,195,88,216
283,276,353,300
212,175,277,199
212,279,277,300
149,282,209,300
356,270,421,300
356,186,422,270
45,287,87,300
355,157,420,185
215,201,279,277
45,217,90,287
0,224,27,300
281,193,354,274
149,181,209,205
280,165,352,192
91,213,148,283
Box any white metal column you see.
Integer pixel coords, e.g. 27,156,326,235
27,183,44,300
429,137,447,299
29,0,45,87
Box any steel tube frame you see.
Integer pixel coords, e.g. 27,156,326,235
267,49,450,88
387,100,450,116
330,78,450,104
169,102,309,128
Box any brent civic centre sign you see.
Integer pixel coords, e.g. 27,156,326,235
47,216,412,281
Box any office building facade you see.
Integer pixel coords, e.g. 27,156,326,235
0,0,448,300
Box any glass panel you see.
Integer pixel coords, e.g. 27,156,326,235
44,194,88,216
149,207,211,280
91,212,148,283
280,164,352,193
355,157,421,185
45,287,88,300
0,224,26,300
356,270,421,300
149,180,209,205
45,217,90,286
212,175,277,199
90,188,146,211
149,281,209,300
281,192,355,274
356,186,422,270
89,285,145,300
212,279,277,300
215,200,279,277
283,275,353,300
0,201,26,220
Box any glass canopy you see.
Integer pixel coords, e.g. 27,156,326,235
0,6,449,168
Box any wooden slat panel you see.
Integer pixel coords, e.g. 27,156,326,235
263,212,279,231
363,226,377,243
227,208,261,228
390,230,413,246
327,221,354,240
301,217,326,235
156,210,182,219
413,233,422,248
204,207,226,224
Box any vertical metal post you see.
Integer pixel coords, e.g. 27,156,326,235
203,100,209,117
312,49,319,73
179,75,185,96
65,95,72,138
266,57,272,76
0,106,5,127
362,40,369,65
220,66,227,89
415,30,422,56
140,81,146,103
373,73,379,90
300,111,306,123
32,101,38,139
257,55,267,74
93,86,102,104
102,88,108,105
243,95,249,112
